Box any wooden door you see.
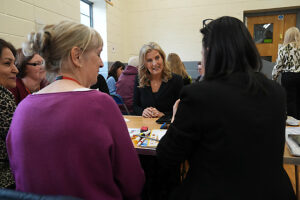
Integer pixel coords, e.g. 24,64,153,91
247,14,296,62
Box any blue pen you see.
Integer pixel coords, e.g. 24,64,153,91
160,122,166,129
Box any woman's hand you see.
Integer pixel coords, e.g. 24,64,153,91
171,99,180,123
142,107,164,118
151,107,164,118
142,107,153,118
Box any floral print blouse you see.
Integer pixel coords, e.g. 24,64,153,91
272,43,300,80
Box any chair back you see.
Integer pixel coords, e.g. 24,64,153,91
111,94,130,115
0,188,82,200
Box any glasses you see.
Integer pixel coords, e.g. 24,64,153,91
202,18,213,28
27,62,44,66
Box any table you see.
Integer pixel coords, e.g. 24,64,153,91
284,144,300,199
124,115,161,155
125,115,300,198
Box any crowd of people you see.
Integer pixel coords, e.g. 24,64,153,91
0,16,298,200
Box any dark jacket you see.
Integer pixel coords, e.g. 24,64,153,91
90,74,109,94
116,65,138,113
157,72,295,200
133,73,183,116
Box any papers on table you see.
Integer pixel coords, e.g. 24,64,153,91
286,116,299,126
129,128,167,148
128,128,140,137
124,117,129,122
141,129,167,147
286,127,300,156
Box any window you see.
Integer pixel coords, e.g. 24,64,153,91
80,0,93,27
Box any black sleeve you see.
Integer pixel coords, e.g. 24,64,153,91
156,85,202,167
133,76,144,115
175,75,184,100
90,74,109,95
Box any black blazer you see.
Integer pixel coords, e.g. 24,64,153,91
133,74,183,116
157,72,295,200
90,74,109,94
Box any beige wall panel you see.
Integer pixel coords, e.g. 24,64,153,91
20,0,34,4
0,14,35,37
33,0,79,21
0,33,27,49
34,7,72,25
3,0,35,21
107,0,300,62
0,0,79,48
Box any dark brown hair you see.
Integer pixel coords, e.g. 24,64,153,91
0,39,16,58
15,48,34,78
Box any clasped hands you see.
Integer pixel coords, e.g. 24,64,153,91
142,107,164,118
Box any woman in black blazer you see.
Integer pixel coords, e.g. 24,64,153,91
156,16,295,200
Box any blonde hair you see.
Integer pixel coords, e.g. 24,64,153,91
167,53,189,79
283,27,300,47
22,21,103,74
138,42,172,87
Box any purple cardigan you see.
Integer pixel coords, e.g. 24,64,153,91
116,65,138,113
7,90,144,200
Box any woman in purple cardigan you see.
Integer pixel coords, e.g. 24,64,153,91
7,21,144,200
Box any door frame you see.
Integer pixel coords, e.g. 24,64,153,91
244,6,300,30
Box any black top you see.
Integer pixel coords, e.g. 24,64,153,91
90,74,109,94
182,76,191,85
133,73,183,116
156,72,295,200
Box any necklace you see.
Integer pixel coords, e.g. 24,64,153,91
55,76,81,85
25,87,31,94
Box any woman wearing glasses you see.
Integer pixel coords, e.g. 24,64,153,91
157,16,295,199
9,47,47,104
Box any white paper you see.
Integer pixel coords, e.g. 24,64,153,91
124,118,129,122
286,127,300,156
128,128,140,137
146,129,167,147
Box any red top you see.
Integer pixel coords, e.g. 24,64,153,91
9,78,47,105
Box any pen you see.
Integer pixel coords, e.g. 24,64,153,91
135,135,160,142
160,122,166,129
137,138,146,146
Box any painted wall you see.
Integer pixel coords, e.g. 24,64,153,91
106,0,300,64
106,0,129,64
0,0,80,48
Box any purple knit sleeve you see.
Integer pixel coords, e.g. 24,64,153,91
101,94,145,199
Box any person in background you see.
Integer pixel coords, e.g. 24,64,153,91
106,61,125,95
133,42,183,118
7,21,144,199
195,61,205,82
157,16,295,200
90,73,109,94
116,56,139,114
167,53,192,85
9,47,47,104
0,38,18,189
272,27,300,119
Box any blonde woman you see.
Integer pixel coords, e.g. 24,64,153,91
272,27,300,119
167,53,192,85
7,21,144,199
133,42,183,118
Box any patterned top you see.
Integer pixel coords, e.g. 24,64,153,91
0,85,16,188
272,43,300,80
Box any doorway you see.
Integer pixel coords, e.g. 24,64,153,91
246,14,296,62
